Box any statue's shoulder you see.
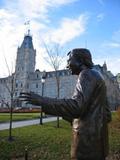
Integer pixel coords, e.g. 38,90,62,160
80,68,94,77
79,68,104,82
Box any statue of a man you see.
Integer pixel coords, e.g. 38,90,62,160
20,48,111,160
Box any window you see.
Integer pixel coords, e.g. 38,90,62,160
36,83,38,88
16,83,18,88
62,72,65,76
27,83,29,89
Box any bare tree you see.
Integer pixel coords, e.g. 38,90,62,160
43,42,65,128
0,96,9,108
0,56,16,141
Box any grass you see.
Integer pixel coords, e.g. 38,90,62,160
107,110,120,160
0,112,120,160
0,113,40,123
109,113,120,151
0,120,71,160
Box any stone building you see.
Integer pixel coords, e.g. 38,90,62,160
0,32,120,110
117,73,120,89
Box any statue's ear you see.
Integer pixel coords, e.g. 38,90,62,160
74,58,83,68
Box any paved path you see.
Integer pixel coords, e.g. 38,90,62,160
0,117,61,130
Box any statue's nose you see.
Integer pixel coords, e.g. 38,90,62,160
66,64,69,69
66,61,70,69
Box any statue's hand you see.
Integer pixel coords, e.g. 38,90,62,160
19,92,42,106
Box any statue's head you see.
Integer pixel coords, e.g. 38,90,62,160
67,48,93,75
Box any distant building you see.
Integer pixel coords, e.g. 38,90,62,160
117,73,120,89
0,32,120,110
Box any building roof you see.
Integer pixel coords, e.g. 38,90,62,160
20,33,34,49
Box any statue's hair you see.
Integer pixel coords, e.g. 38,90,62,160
67,48,93,68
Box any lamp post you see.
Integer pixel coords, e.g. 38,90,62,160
40,71,46,125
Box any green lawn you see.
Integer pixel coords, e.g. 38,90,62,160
109,112,120,152
0,120,71,160
0,113,120,160
0,113,40,123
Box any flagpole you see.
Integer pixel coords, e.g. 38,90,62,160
24,20,30,34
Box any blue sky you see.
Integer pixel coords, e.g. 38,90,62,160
0,0,120,77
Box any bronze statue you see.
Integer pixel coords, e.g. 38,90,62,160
20,48,111,160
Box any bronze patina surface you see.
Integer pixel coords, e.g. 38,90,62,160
20,48,111,160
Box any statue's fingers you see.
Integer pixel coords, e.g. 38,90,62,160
19,95,30,99
26,101,32,104
30,91,35,94
26,100,35,105
20,92,31,96
20,98,30,101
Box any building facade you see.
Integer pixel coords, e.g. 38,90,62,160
117,73,120,89
0,33,120,110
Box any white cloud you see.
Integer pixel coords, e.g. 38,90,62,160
31,13,89,72
112,29,120,42
0,9,24,77
103,42,120,48
94,57,120,75
52,0,77,4
106,58,120,75
0,0,81,77
35,13,89,72
92,33,120,75
44,14,89,45
100,29,120,49
4,0,78,21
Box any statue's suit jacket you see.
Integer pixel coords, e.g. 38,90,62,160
42,68,111,160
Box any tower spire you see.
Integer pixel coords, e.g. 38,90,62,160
103,61,107,71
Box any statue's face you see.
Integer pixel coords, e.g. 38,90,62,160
67,54,82,75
